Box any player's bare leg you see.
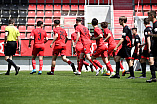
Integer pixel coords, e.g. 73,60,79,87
47,55,57,75
30,55,37,74
75,53,85,75
138,58,147,78
38,56,43,75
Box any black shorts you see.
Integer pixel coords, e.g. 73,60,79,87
117,46,132,59
141,50,152,59
4,41,17,56
132,53,141,60
150,42,157,57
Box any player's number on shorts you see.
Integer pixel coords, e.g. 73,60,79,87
38,32,41,40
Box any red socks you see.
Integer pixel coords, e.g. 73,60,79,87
83,61,89,66
93,60,103,68
78,59,83,72
67,60,72,65
39,60,43,71
51,66,55,72
120,61,124,70
32,58,36,70
106,61,113,72
89,59,98,70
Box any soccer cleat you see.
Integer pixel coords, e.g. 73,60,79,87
74,71,81,75
101,67,105,75
122,70,126,76
30,69,36,74
137,75,146,78
15,66,20,75
146,78,157,83
90,64,94,72
71,63,76,72
85,65,88,71
96,69,100,76
110,72,116,77
110,74,120,78
103,73,110,76
38,71,42,75
126,76,135,79
5,71,10,75
47,71,54,75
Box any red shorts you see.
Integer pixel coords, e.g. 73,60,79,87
82,43,91,54
108,44,119,57
76,44,83,58
32,44,45,56
92,44,108,58
53,45,66,56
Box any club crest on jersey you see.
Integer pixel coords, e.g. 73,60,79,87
122,33,126,36
154,28,157,32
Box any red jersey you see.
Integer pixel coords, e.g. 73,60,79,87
31,28,47,44
53,27,67,46
71,32,82,47
103,28,116,45
75,24,91,45
94,27,104,47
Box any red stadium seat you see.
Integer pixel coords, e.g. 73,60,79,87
28,11,36,17
54,5,61,10
1,25,7,32
37,5,44,10
143,0,150,4
135,12,143,16
79,0,85,4
37,0,45,3
45,5,53,10
45,18,52,25
29,0,36,3
62,5,70,11
36,18,44,23
20,33,26,39
71,5,78,10
27,33,32,39
27,26,35,32
45,11,53,17
135,5,142,11
151,0,157,4
79,5,84,11
152,5,157,10
45,26,52,32
134,0,141,4
144,12,148,16
27,18,35,25
46,0,53,3
19,26,26,32
143,5,151,11
71,0,78,4
54,0,61,4
28,4,36,10
46,33,52,38
54,11,61,17
0,33,5,39
62,0,70,3
37,11,44,17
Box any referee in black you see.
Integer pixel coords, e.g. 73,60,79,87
4,19,21,75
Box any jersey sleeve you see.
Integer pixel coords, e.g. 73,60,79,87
5,26,9,32
30,29,35,36
75,26,80,33
95,28,102,35
16,28,20,37
53,29,58,36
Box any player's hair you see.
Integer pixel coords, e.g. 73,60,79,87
54,20,60,25
91,18,98,26
9,19,15,24
119,16,127,23
148,10,156,18
37,21,43,26
74,24,77,28
132,28,137,31
101,22,108,28
144,18,150,25
76,17,82,22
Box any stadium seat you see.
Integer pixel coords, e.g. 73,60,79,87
19,11,27,17
19,26,26,32
2,11,9,17
27,18,35,25
1,18,8,25
27,26,35,32
11,4,18,10
27,33,32,39
45,5,53,10
11,11,18,17
135,12,143,16
71,0,78,4
62,0,70,4
2,4,10,10
61,11,69,16
46,0,53,3
21,0,28,4
13,18,18,24
0,33,5,39
1,25,7,32
79,5,84,11
143,0,150,4
54,5,61,10
78,11,84,16
45,26,52,32
37,5,44,10
38,0,45,3
19,4,28,10
28,5,36,10
18,18,26,24
79,0,85,4
12,0,19,4
71,5,78,11
135,5,142,11
62,5,70,11
29,0,36,3
152,5,157,10
144,12,148,16
54,11,61,17
88,0,95,4
28,11,35,17
45,18,53,25
0,0,2,4
134,0,139,4
54,0,61,4
4,0,11,4
151,0,156,4
20,33,26,39
46,33,52,38
45,11,53,17
69,11,77,16
143,5,151,11
36,18,44,23
37,11,44,17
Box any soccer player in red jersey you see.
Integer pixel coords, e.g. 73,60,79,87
101,22,125,76
47,20,76,75
29,21,48,75
74,17,103,75
71,24,93,72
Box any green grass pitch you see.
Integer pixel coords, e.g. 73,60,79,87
0,71,157,104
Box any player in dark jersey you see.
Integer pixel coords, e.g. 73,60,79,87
110,16,134,79
29,21,48,75
47,20,76,75
71,24,93,72
146,11,157,82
